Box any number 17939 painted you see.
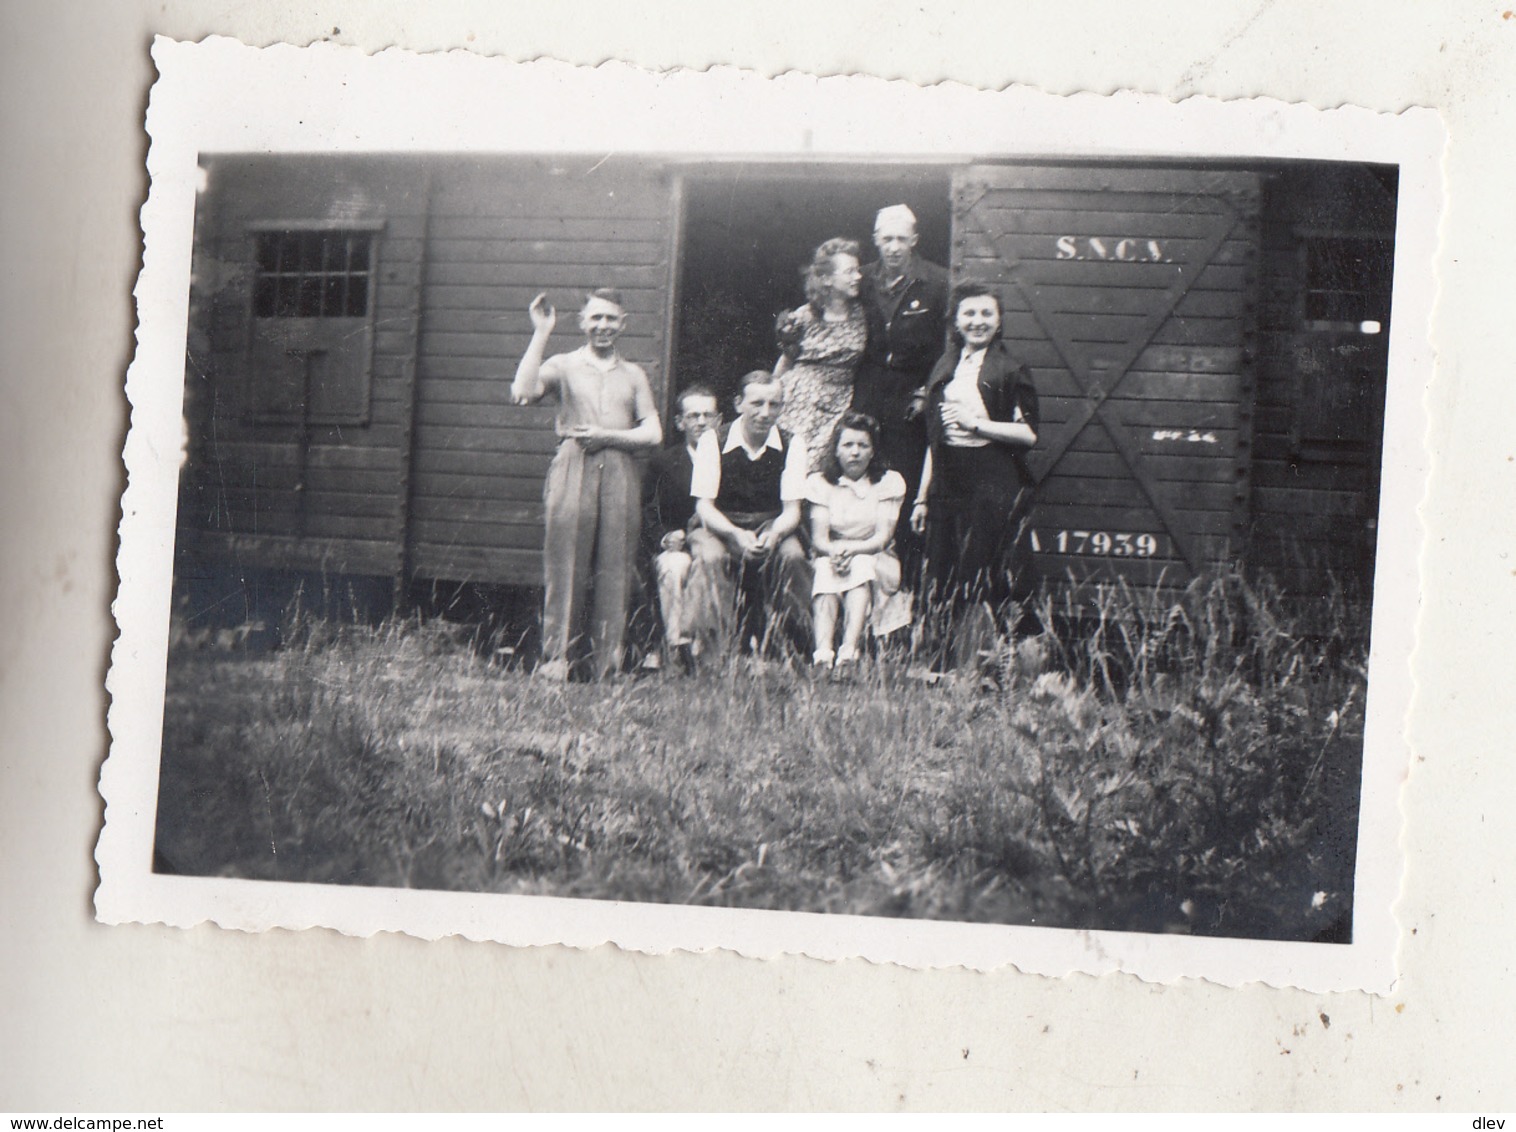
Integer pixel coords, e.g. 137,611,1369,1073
1032,530,1164,558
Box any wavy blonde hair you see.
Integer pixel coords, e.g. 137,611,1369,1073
801,237,862,308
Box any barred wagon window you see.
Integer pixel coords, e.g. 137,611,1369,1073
1301,235,1392,335
1291,233,1394,454
253,230,372,319
244,223,381,426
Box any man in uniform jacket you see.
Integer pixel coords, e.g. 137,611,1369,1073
855,204,950,584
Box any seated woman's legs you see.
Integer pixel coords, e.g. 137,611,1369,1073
836,585,872,662
811,593,839,665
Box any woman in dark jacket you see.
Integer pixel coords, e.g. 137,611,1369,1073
909,282,1039,662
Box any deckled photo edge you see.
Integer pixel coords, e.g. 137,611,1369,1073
99,39,1442,993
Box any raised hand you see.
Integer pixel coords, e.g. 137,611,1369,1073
775,308,805,355
528,292,557,336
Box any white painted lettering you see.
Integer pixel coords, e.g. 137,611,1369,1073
1151,429,1219,444
1051,236,1175,263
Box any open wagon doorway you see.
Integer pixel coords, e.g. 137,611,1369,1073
670,165,952,406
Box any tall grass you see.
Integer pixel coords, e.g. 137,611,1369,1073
155,571,1364,940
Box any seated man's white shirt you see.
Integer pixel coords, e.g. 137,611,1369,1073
689,426,810,504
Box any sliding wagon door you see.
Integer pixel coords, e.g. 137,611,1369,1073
951,166,1262,589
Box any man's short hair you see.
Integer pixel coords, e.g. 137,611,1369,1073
873,204,918,233
735,369,781,398
675,384,719,413
583,286,626,310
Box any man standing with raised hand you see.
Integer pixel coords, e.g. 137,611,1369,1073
855,204,950,588
512,289,663,680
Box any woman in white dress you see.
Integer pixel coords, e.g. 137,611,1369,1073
805,411,907,669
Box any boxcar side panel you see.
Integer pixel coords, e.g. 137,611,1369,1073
406,157,674,586
1248,164,1396,605
952,165,1262,590
180,155,429,579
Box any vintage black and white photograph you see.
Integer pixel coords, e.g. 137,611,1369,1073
99,41,1437,988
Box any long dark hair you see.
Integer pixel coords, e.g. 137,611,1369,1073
821,411,887,485
946,282,1004,350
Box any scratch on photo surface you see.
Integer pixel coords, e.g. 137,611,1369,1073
1178,1,1277,89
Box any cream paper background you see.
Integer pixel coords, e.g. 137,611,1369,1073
4,0,1513,1111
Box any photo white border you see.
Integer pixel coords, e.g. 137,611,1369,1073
98,36,1444,993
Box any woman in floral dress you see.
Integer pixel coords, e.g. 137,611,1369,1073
773,237,870,474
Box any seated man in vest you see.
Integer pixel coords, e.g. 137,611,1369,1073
639,384,721,672
687,370,813,657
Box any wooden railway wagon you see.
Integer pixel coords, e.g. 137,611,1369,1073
176,153,1396,620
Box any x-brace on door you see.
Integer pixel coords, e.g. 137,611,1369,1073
951,165,1262,589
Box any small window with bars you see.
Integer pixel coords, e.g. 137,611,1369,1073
1290,232,1394,456
1301,235,1393,335
253,230,373,319
245,224,381,425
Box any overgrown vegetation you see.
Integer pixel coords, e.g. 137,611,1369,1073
155,573,1364,940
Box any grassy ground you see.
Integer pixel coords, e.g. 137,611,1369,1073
154,577,1366,940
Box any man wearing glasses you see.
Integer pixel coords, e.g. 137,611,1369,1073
640,385,722,672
